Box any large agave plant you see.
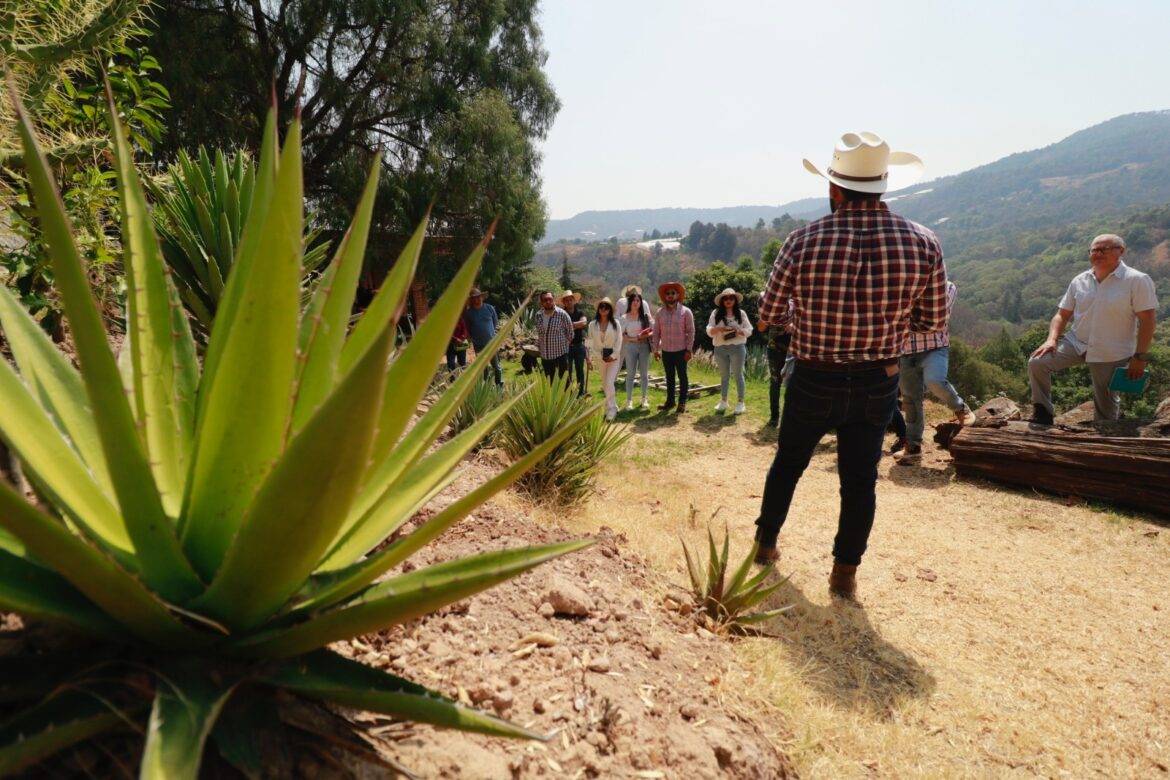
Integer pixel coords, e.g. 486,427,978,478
149,146,331,332
0,84,597,776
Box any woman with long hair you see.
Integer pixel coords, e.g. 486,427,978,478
620,290,654,409
587,297,624,420
706,288,752,414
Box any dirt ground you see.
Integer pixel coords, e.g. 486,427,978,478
503,396,1170,778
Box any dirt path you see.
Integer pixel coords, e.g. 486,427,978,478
510,403,1170,777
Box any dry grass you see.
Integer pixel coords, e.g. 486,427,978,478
499,392,1170,777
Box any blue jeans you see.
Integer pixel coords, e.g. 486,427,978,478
755,364,899,565
899,347,966,447
714,343,747,402
472,340,503,386
623,342,651,401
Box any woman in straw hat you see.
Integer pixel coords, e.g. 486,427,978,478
586,297,623,420
706,288,753,414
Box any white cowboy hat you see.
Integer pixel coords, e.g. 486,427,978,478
559,289,582,304
802,131,924,194
714,287,743,306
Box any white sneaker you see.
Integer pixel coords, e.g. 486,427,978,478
624,400,633,411
734,401,746,415
714,400,728,412
640,398,650,410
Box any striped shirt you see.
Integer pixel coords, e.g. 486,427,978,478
537,306,574,360
758,200,948,363
904,280,958,354
653,304,695,353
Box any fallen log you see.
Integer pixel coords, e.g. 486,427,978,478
936,420,1170,516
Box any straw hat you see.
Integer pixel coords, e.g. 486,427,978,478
559,289,582,304
468,287,487,299
714,287,743,306
622,284,642,297
802,131,924,194
657,281,685,302
596,296,615,311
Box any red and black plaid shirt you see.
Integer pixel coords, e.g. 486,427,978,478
758,200,948,363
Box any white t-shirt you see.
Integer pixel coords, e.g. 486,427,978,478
1059,262,1158,362
621,312,653,341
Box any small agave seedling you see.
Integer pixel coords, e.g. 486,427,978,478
0,79,597,777
681,524,792,632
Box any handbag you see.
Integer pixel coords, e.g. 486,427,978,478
602,347,614,360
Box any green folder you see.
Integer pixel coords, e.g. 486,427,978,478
1108,367,1149,394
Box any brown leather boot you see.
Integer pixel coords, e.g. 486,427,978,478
829,562,858,600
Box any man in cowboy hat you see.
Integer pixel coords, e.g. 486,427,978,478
560,290,589,397
536,290,575,381
754,131,950,600
652,281,695,412
463,287,503,387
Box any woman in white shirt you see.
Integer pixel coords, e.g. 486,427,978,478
587,297,624,420
619,291,654,410
706,287,752,414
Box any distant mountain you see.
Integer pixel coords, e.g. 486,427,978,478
541,199,824,244
544,110,1170,250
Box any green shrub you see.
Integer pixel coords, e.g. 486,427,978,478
450,379,509,444
497,376,630,504
680,520,791,633
0,89,593,777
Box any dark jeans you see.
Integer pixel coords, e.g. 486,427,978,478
889,402,906,440
542,354,570,382
568,343,587,396
755,363,899,566
446,346,467,373
661,350,689,405
767,336,791,420
472,340,503,386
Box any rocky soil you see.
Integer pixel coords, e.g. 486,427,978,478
337,453,791,779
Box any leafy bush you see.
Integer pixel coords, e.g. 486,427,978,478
497,376,630,504
0,90,594,777
680,521,791,633
948,338,1028,407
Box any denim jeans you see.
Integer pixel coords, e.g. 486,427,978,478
899,346,966,446
568,343,587,396
623,341,651,401
472,341,502,386
755,363,899,566
661,350,689,405
714,343,747,402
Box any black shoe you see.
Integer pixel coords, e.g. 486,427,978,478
676,404,687,414
1032,404,1054,425
658,400,675,412
896,444,922,465
766,416,779,428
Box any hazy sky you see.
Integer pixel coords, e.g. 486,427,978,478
537,0,1170,219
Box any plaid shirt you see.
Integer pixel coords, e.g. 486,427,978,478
537,306,574,360
904,280,957,354
758,200,948,363
653,304,695,353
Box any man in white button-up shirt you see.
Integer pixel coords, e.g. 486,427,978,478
1028,234,1158,423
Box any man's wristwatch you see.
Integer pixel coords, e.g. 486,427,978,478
1133,352,1152,361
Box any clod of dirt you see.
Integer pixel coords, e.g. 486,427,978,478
543,578,594,616
537,601,555,618
917,568,939,582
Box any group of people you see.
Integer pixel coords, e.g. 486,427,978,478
452,130,1158,602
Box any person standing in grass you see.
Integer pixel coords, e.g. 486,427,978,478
621,290,654,410
754,131,947,600
587,297,624,420
536,290,574,381
707,288,752,414
897,279,976,464
757,296,795,426
561,290,589,397
463,287,503,387
652,282,695,413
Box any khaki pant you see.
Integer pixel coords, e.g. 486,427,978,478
1027,336,1127,420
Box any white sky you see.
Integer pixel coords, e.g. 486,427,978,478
537,0,1170,219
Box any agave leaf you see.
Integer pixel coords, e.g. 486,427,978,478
0,355,130,553
291,156,383,433
351,294,529,513
191,321,392,631
321,386,530,570
722,572,792,618
306,402,600,615
723,541,757,602
733,605,795,626
359,233,492,480
0,480,202,647
265,650,544,740
10,78,202,602
107,83,193,518
336,214,426,376
140,661,238,780
705,526,720,602
681,539,704,597
182,119,303,581
209,695,276,779
0,548,120,638
0,286,112,493
0,688,138,776
236,540,593,659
